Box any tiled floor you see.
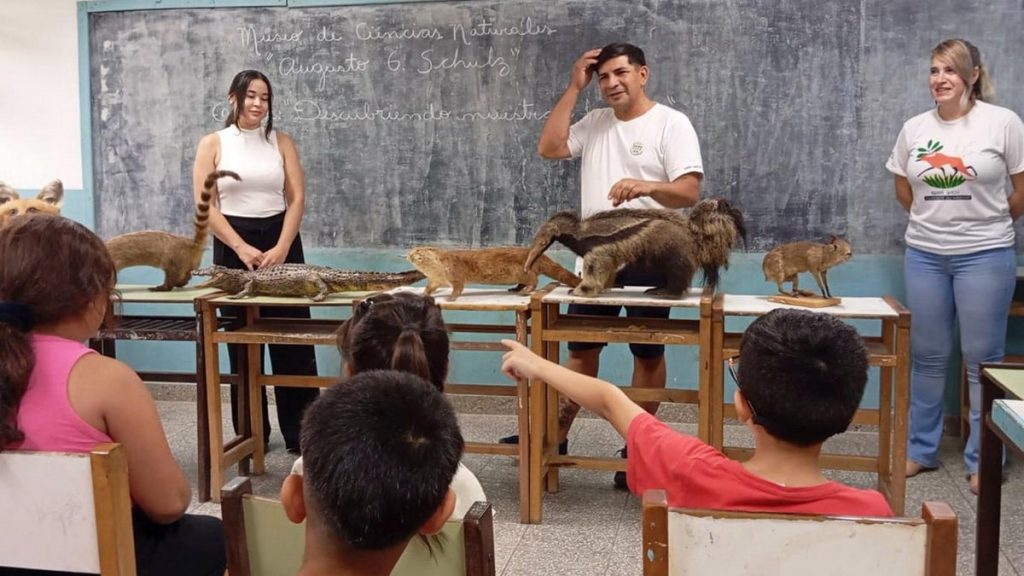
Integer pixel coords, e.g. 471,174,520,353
158,396,1023,576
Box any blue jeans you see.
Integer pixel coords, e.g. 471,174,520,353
904,245,1015,473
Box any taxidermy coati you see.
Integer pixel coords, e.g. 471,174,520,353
0,179,63,226
407,246,581,301
105,170,239,291
524,198,746,298
762,236,852,299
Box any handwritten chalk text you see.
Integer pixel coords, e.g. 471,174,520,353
452,18,556,45
237,25,303,56
417,46,511,77
355,22,445,41
279,55,370,90
290,99,547,122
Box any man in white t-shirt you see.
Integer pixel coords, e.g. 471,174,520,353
500,43,704,489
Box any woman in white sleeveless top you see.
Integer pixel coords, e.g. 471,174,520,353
192,70,318,453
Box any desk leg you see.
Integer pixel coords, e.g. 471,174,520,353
194,307,211,503
529,302,549,523
235,343,251,477
247,307,265,476
890,319,909,516
707,309,724,449
877,320,895,509
975,374,1004,576
545,334,561,495
204,303,225,503
515,311,530,524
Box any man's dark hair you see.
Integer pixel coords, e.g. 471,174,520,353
592,42,647,72
736,309,868,447
300,370,463,550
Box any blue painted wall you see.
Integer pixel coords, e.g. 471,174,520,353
67,0,1024,419
54,174,1021,416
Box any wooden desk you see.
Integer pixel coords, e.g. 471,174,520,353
89,284,230,502
200,287,536,521
199,291,363,503
389,287,534,523
709,294,911,514
530,285,714,523
976,365,1024,576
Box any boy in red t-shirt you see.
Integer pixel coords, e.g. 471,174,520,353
501,308,893,516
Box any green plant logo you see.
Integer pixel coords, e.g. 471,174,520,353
915,140,977,189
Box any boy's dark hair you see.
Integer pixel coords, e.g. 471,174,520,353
592,42,647,72
336,292,449,391
300,370,463,550
736,309,868,447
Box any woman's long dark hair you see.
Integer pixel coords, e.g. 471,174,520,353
336,292,449,391
0,215,116,450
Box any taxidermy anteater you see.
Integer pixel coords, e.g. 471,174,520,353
524,198,746,298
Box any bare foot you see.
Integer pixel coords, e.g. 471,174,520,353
968,473,980,495
905,460,934,477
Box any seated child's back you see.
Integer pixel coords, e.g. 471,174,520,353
501,308,892,517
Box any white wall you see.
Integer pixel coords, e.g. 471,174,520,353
0,0,83,189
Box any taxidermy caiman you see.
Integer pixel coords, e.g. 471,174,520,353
193,264,425,301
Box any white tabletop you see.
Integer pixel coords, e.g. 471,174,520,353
540,286,705,309
721,294,899,318
115,284,221,303
386,286,532,311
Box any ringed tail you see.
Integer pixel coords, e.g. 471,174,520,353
195,170,241,245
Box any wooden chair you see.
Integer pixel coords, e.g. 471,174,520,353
221,476,496,576
641,490,957,576
0,443,135,575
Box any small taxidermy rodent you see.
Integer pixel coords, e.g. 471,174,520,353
762,236,852,299
106,170,239,291
407,246,580,301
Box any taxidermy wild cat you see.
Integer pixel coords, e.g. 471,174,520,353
106,170,239,291
0,179,64,226
407,246,581,301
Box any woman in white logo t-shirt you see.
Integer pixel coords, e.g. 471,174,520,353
886,39,1024,494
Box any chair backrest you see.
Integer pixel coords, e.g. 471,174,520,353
0,443,135,575
222,476,495,576
641,490,957,576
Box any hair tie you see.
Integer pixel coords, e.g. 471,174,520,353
0,302,34,332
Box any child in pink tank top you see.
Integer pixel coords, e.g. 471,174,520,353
0,214,225,576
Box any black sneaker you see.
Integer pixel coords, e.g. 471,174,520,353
613,446,628,490
499,434,568,455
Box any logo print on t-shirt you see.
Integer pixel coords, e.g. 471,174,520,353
630,141,644,156
915,139,977,189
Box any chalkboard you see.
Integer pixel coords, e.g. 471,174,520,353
88,0,1024,253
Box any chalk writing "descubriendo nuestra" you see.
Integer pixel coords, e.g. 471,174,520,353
290,100,549,122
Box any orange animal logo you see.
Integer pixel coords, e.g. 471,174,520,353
915,140,976,188
0,180,64,226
